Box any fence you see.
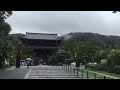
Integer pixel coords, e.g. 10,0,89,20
62,64,107,79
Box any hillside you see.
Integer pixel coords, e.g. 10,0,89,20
61,32,120,50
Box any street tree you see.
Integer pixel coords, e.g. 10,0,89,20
0,11,12,68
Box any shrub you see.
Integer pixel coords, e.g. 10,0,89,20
87,64,107,71
107,65,120,74
2,64,10,69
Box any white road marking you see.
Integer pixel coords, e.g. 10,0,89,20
24,69,31,79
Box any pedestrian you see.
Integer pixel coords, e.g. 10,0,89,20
27,61,29,68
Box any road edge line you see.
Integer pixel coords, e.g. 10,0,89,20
24,69,31,79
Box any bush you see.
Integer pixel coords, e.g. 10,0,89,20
86,64,94,68
5,64,10,68
0,62,10,69
87,64,107,71
48,59,58,65
0,62,4,68
2,64,10,69
33,57,40,65
107,65,120,74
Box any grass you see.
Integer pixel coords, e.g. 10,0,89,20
73,67,120,79
77,69,109,79
86,68,120,78
78,69,112,79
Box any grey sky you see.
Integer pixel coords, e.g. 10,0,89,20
6,11,120,36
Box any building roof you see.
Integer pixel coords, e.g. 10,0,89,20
23,32,61,40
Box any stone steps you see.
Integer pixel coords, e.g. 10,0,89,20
27,70,93,79
25,65,93,79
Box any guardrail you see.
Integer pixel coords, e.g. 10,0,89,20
74,67,107,79
62,64,113,79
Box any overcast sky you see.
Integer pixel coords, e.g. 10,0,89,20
6,11,120,36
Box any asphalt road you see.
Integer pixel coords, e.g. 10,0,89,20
0,66,30,79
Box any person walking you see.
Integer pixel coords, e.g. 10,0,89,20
27,61,30,68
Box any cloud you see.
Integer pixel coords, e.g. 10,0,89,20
6,11,120,36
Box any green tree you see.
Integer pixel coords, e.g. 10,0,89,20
106,49,120,73
72,40,96,67
94,50,107,64
61,40,76,59
0,11,12,68
21,48,36,60
33,57,40,65
49,54,58,65
107,49,120,66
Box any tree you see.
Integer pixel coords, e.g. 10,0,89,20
0,11,12,36
61,40,76,59
21,48,36,60
106,49,120,74
94,50,107,64
72,40,96,67
107,49,120,66
49,54,58,65
0,11,12,68
33,57,40,65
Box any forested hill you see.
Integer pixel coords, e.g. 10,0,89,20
61,32,120,50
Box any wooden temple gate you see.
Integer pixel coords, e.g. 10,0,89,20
16,32,62,68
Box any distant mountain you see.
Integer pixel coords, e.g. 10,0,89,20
61,33,72,40
60,32,120,50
